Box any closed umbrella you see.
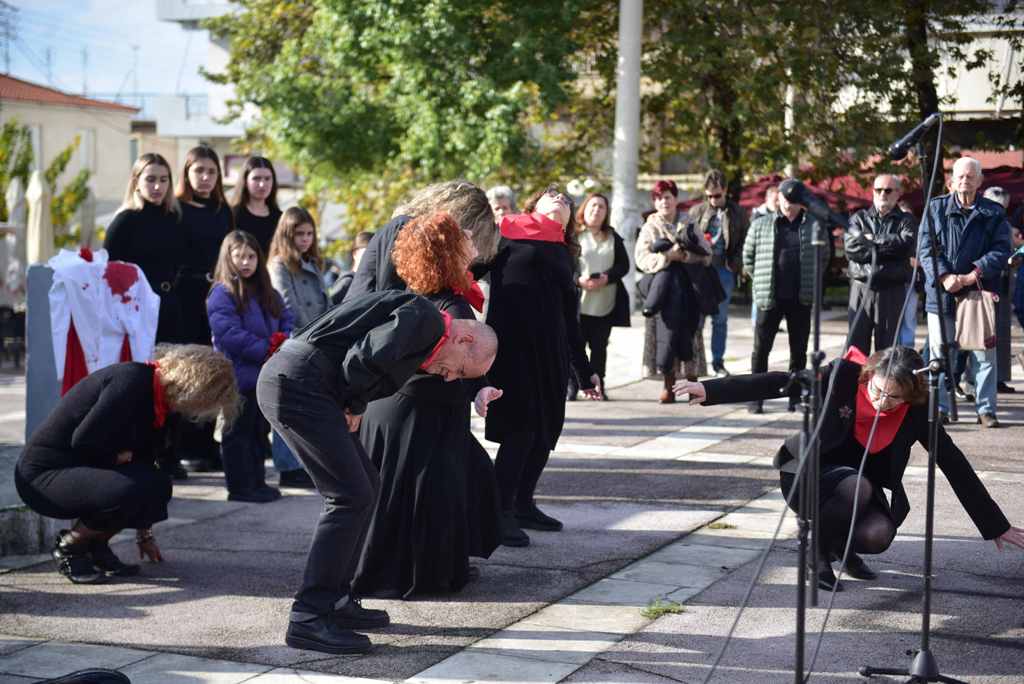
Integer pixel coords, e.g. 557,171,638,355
3,177,27,306
77,187,96,247
25,170,54,265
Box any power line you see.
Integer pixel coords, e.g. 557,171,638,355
0,0,17,74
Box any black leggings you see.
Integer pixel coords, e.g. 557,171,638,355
580,314,613,379
494,430,550,513
781,468,896,557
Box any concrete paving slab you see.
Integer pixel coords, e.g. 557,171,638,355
563,579,679,608
0,637,41,658
119,653,271,683
645,543,763,569
0,675,34,684
609,560,728,588
250,670,388,684
0,641,151,678
514,604,650,637
466,625,621,666
406,650,582,684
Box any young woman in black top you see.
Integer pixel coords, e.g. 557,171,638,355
231,156,281,257
675,345,1024,590
175,146,234,472
15,345,239,584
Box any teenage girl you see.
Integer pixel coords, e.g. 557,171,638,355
207,231,293,503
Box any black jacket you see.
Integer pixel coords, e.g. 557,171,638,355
18,363,161,475
688,200,749,273
343,215,412,302
294,290,445,415
844,206,916,286
701,359,1010,540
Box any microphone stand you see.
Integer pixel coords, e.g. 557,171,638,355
858,126,965,684
792,212,827,682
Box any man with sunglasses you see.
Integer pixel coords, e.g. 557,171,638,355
844,174,916,354
688,169,749,377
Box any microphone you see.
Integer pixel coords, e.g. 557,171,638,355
888,113,941,161
778,179,848,230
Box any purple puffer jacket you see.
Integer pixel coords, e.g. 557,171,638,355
207,283,294,392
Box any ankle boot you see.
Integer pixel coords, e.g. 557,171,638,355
660,372,676,404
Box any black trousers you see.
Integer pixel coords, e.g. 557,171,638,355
751,299,811,374
257,341,379,619
220,389,268,495
580,314,613,379
847,281,906,354
494,430,550,513
997,271,1012,382
14,460,171,532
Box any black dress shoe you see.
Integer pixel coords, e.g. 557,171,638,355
812,559,843,592
34,668,131,684
228,487,280,503
53,532,106,585
499,512,530,547
285,616,372,654
997,381,1016,394
954,385,975,402
279,469,316,489
332,597,390,629
515,502,563,531
834,551,878,581
90,540,140,577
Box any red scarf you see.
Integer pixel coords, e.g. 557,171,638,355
454,271,485,312
499,212,566,243
419,309,454,369
146,361,169,429
843,346,909,453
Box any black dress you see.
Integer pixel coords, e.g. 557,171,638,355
232,204,281,257
104,201,188,344
179,197,233,345
14,363,172,531
352,292,500,598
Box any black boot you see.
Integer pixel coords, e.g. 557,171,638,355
285,615,372,654
90,539,140,577
332,597,390,629
499,511,530,547
53,531,106,585
515,501,563,531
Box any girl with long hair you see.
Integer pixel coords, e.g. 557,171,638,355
231,155,281,256
207,231,293,503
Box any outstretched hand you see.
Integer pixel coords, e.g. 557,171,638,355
581,374,602,400
474,386,503,417
672,380,706,404
138,538,163,563
994,525,1024,551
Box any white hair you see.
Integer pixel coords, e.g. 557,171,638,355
486,185,517,208
952,156,982,177
983,186,1009,208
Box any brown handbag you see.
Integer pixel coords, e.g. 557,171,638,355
955,283,997,350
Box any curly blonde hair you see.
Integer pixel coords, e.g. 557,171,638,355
153,344,240,426
393,212,472,294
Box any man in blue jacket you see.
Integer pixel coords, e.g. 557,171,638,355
919,157,1012,427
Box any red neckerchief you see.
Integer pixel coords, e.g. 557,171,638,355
499,212,566,243
454,271,485,312
843,346,909,453
419,309,454,369
145,361,169,429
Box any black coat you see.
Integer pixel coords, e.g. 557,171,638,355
701,359,1010,539
294,290,445,416
104,202,188,343
844,206,916,286
483,237,595,449
343,215,412,302
18,363,162,475
179,199,233,344
601,230,632,328
353,292,500,598
232,204,281,257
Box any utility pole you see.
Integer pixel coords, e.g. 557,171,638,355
0,1,17,75
131,44,139,99
81,46,88,95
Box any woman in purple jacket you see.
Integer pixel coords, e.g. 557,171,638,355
207,231,293,502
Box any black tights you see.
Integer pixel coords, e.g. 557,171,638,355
821,475,896,558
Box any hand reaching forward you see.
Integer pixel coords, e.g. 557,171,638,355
672,379,706,404
474,386,503,417
994,525,1024,551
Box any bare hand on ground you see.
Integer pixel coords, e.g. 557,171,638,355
138,538,163,563
673,380,706,404
581,374,602,400
994,525,1024,551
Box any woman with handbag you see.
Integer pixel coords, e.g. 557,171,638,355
574,193,631,400
635,179,712,403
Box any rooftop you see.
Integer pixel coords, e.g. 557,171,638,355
0,74,138,114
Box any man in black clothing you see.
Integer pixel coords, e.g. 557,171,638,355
257,291,497,655
845,174,916,353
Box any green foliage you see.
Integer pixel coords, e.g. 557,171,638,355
0,120,34,221
641,599,685,619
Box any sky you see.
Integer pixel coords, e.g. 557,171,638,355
8,0,210,97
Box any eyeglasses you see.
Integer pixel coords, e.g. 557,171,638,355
866,379,904,404
544,188,569,202
873,187,895,195
706,193,723,200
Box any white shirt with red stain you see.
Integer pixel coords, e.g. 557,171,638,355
48,248,160,386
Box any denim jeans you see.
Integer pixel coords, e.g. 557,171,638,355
271,430,304,473
710,266,735,367
927,312,997,416
899,286,919,347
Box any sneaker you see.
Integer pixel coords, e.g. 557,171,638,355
515,502,563,531
499,512,530,547
332,597,390,629
53,531,106,585
954,385,975,403
90,540,140,577
285,615,372,655
977,413,1001,428
279,469,316,489
712,364,731,378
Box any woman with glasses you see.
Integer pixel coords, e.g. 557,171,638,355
481,185,601,548
674,345,1024,591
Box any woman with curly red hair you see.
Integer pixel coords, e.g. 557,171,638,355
352,212,503,598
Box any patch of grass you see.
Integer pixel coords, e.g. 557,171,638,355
706,521,736,530
641,599,686,619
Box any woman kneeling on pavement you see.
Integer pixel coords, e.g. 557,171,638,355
674,345,1024,591
15,345,239,584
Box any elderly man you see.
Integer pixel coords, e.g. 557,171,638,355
919,157,1012,427
844,174,916,353
743,186,828,413
689,169,749,376
257,290,498,654
486,185,518,225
